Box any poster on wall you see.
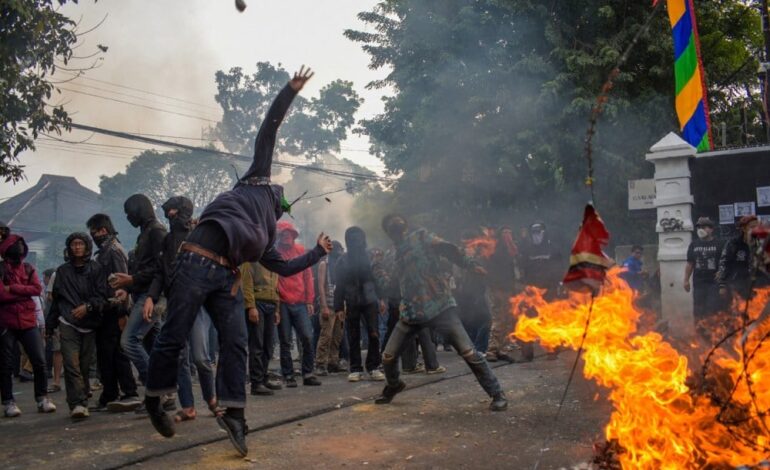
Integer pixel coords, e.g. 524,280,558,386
734,202,757,218
759,215,770,226
719,204,735,224
758,186,770,207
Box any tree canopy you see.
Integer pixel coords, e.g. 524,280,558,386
346,0,762,244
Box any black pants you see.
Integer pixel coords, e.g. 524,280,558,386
347,302,381,373
96,316,138,405
247,302,277,386
0,327,48,403
692,280,720,320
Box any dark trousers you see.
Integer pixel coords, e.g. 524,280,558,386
278,303,314,378
96,316,138,405
60,324,96,409
146,252,247,409
382,307,502,397
0,327,48,403
247,301,277,386
347,302,381,373
384,303,438,370
693,280,720,320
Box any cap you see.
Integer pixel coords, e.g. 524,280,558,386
695,217,715,228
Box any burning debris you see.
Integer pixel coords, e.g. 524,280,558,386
511,268,770,469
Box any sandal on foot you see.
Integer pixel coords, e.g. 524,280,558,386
173,409,196,423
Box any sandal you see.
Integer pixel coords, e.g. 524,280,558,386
47,384,61,393
173,409,196,423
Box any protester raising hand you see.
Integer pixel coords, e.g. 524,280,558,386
289,66,314,92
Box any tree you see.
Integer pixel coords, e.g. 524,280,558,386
345,0,761,245
1,0,105,182
212,62,363,158
99,149,236,236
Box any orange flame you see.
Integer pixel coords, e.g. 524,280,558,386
464,233,497,259
510,267,770,468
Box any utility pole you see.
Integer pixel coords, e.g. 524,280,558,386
760,0,770,143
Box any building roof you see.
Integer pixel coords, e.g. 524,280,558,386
0,174,102,234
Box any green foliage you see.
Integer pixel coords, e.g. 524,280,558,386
99,149,236,236
346,0,761,245
1,0,80,182
212,62,363,157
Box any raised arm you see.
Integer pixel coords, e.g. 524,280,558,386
242,66,314,180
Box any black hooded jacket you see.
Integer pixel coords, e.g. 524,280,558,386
93,235,129,318
148,196,194,302
47,233,108,331
124,194,167,295
333,227,380,311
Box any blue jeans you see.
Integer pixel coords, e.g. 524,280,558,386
177,308,216,408
146,252,247,408
382,307,502,397
120,293,157,385
277,303,314,378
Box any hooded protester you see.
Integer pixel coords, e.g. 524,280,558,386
314,240,345,376
86,213,140,412
519,222,563,296
275,220,322,387
146,196,217,423
0,234,56,417
47,233,109,419
717,215,766,300
143,68,331,456
108,193,167,392
372,214,507,412
333,227,386,382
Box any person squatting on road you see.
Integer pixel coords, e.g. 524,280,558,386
143,67,331,457
372,214,508,412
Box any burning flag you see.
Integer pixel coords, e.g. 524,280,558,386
563,204,612,294
463,227,498,259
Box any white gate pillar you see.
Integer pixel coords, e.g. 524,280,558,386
645,132,695,336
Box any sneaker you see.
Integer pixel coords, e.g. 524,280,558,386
4,402,21,418
374,380,406,405
327,362,344,373
347,372,364,382
315,366,329,377
107,395,142,413
285,377,298,388
18,371,33,382
402,363,426,374
485,352,499,363
369,369,386,381
497,353,515,364
426,365,447,375
303,376,321,386
216,413,248,457
70,405,89,419
146,397,175,438
264,380,283,391
250,384,274,396
37,397,56,413
489,392,508,412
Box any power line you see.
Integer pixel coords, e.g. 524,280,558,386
56,87,220,123
57,72,220,110
68,122,394,182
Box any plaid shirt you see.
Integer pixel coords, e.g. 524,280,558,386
374,228,475,324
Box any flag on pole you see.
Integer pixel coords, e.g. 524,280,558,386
563,205,612,293
657,0,713,152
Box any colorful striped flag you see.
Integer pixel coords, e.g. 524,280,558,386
656,0,713,152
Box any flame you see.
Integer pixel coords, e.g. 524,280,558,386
464,231,497,259
510,267,770,469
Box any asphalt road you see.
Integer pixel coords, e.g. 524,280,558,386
0,350,611,469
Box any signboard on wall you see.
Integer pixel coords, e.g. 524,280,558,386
628,179,656,210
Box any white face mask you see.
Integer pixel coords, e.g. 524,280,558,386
697,228,708,239
532,232,544,245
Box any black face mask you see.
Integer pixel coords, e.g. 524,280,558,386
386,221,407,240
4,241,24,264
92,233,110,246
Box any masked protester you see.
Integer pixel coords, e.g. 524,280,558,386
0,234,56,417
332,227,386,382
314,241,345,376
718,215,763,300
86,213,141,412
519,222,563,296
274,221,322,387
143,67,331,457
684,217,724,336
47,233,109,419
146,196,217,423
373,214,507,412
